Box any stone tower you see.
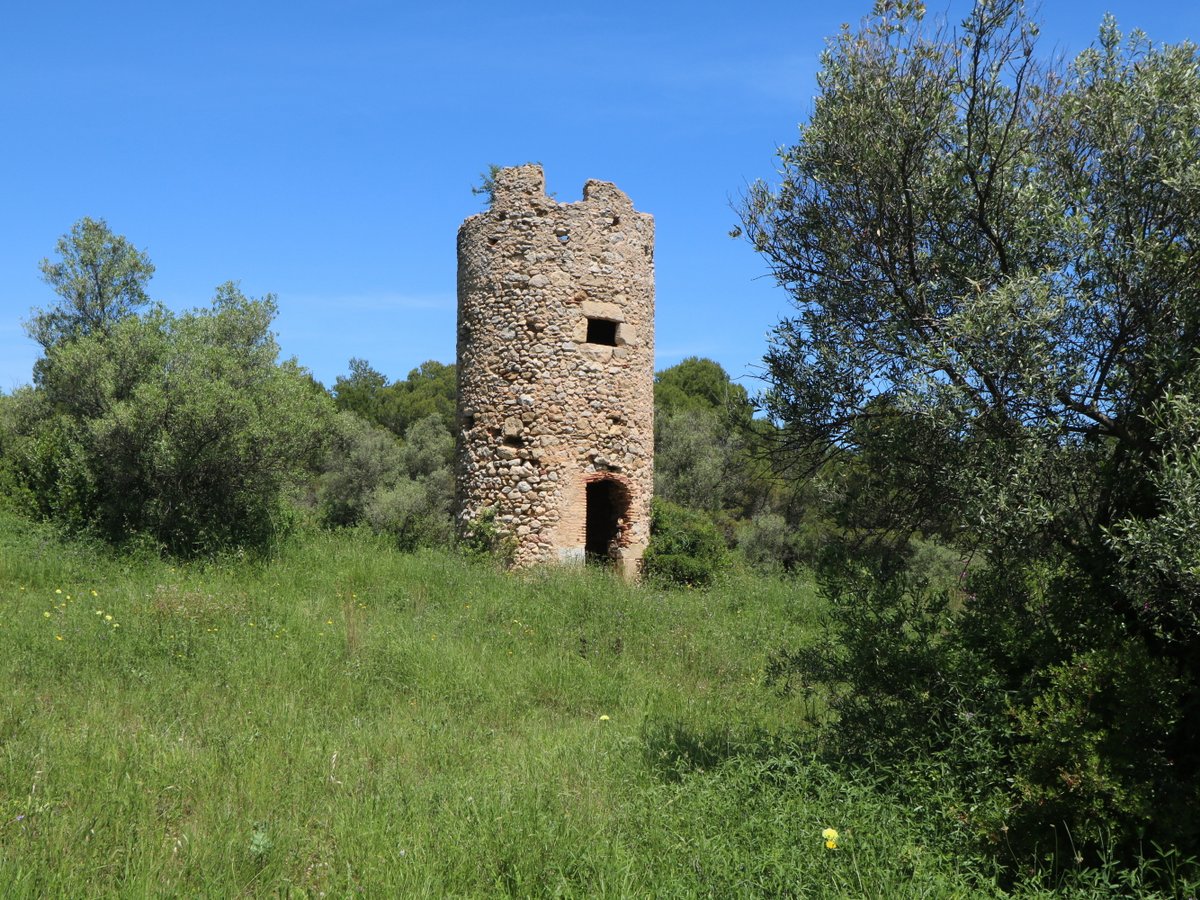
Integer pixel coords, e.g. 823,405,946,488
455,164,654,576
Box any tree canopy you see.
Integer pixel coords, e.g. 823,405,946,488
742,0,1200,865
332,358,456,438
28,216,155,351
655,356,753,422
743,0,1200,580
3,221,333,554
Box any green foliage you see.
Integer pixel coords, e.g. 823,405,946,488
1010,644,1186,848
735,512,811,573
471,162,503,205
1107,383,1200,642
364,472,453,551
653,358,774,520
642,498,728,587
824,399,963,566
457,506,517,566
26,217,154,351
957,563,1200,858
332,358,456,437
655,356,753,424
323,356,456,553
774,554,1200,874
742,0,1200,873
365,416,453,551
330,357,389,426
741,0,1200,602
4,277,332,555
653,405,729,512
0,392,22,510
395,360,457,435
317,411,405,527
316,411,454,550
398,410,453,477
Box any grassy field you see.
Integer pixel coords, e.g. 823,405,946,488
0,509,1115,897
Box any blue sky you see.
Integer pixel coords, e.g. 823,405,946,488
2,0,1197,395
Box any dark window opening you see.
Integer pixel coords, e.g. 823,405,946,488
503,435,523,448
585,479,630,565
586,318,618,346
462,413,476,430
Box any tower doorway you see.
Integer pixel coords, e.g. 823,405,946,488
585,479,630,564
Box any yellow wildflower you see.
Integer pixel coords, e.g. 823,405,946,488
822,827,839,850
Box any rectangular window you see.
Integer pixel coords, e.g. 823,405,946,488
586,318,618,346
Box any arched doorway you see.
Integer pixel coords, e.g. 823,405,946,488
585,478,630,564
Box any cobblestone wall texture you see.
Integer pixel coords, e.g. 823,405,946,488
455,165,654,574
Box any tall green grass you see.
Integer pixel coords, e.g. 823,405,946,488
0,512,1191,896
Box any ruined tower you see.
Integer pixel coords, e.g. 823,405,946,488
455,164,654,576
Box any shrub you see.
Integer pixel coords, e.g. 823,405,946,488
735,513,807,573
457,506,517,566
317,412,405,528
314,410,454,551
771,556,1200,874
5,286,332,554
365,468,453,551
398,413,454,478
642,498,728,587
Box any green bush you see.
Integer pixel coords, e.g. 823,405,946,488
365,468,454,551
317,411,405,527
4,285,332,555
316,410,454,551
398,412,454,478
735,512,808,573
457,506,517,566
771,556,1200,876
643,498,728,587
957,563,1200,860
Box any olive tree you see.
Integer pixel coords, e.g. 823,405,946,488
5,223,333,554
27,217,154,350
742,0,1200,864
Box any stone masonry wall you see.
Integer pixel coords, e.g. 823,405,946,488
455,165,654,575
